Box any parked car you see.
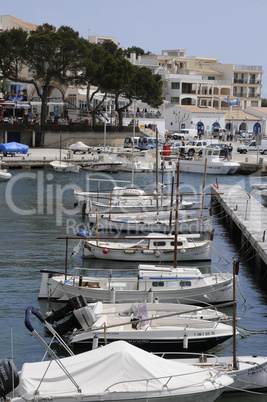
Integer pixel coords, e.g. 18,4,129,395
183,140,208,157
168,141,183,152
238,131,253,139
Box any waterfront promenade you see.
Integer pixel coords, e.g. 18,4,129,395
1,142,267,174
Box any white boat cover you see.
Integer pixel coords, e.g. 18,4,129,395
19,341,229,399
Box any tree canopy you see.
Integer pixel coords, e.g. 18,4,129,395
0,24,163,126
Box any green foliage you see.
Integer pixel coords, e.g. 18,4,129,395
124,46,151,57
0,24,163,126
262,98,267,107
0,28,28,80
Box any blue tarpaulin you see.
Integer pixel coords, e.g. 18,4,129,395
0,142,29,154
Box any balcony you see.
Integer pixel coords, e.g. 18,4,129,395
248,80,261,85
234,79,247,84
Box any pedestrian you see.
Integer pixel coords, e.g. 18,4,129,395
223,144,229,161
228,143,233,160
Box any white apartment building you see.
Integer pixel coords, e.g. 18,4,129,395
127,49,263,111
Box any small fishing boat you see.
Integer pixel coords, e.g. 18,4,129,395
3,307,233,402
179,147,240,175
38,264,234,305
50,132,81,173
50,160,81,173
82,232,212,261
0,161,12,181
95,214,212,234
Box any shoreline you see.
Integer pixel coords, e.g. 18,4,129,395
1,145,267,175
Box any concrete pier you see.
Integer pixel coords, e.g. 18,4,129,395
211,184,267,273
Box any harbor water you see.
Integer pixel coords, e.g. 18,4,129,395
0,167,267,401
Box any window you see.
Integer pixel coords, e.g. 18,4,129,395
171,97,180,103
152,281,164,287
79,100,88,111
153,241,166,247
208,76,215,80
171,82,180,90
180,281,192,287
68,94,77,108
170,241,183,246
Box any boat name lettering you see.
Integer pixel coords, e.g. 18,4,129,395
248,362,267,375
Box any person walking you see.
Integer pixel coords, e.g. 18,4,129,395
223,144,229,161
228,143,233,160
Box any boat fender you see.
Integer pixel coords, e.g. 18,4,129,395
103,248,109,254
0,359,19,399
155,251,161,257
25,306,45,333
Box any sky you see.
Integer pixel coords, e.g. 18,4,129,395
2,0,267,96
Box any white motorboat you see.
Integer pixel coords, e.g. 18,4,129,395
46,298,228,329
0,162,12,181
82,232,212,261
179,147,240,175
82,153,122,172
251,182,267,203
50,160,81,173
38,265,234,305
167,354,267,392
117,150,154,172
4,339,233,402
67,305,235,353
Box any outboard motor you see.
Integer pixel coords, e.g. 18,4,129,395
0,359,19,400
53,306,97,336
46,295,87,324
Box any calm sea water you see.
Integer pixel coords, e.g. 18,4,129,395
0,167,267,401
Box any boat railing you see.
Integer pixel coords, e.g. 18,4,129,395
104,368,219,393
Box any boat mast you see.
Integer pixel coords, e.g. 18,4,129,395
131,100,136,188
173,161,180,268
200,158,208,217
233,259,239,370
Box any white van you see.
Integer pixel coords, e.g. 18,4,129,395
138,137,165,150
237,139,267,154
179,129,198,139
167,129,197,141
124,137,140,148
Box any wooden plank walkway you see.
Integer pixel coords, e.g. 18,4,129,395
210,184,267,268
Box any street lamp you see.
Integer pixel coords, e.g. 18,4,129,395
231,115,235,139
245,116,248,133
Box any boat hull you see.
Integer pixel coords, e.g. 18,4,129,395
83,240,212,261
179,160,239,175
42,273,234,305
71,333,233,354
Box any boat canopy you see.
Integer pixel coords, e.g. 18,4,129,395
0,142,29,154
18,341,220,399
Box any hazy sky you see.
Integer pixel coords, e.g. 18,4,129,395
2,0,267,96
